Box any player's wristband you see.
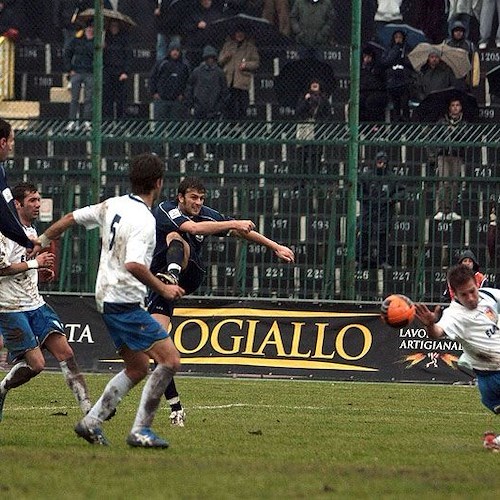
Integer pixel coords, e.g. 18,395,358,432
27,259,39,270
38,233,51,248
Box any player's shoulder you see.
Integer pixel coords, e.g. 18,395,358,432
479,287,500,302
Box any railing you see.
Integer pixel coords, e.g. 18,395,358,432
0,36,15,101
6,119,500,302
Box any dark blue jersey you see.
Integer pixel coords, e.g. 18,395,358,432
0,163,33,248
150,199,232,274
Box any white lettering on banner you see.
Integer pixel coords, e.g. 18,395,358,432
399,328,427,338
399,339,462,351
65,324,95,343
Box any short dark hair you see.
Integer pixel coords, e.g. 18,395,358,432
12,182,37,203
0,118,12,141
129,153,164,194
447,264,476,292
178,177,206,196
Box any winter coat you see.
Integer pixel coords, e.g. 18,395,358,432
185,61,228,118
290,0,333,48
262,0,290,36
149,55,190,101
104,30,131,75
360,60,386,92
358,163,405,229
295,92,332,121
64,33,94,73
418,62,457,100
381,42,414,89
218,37,260,91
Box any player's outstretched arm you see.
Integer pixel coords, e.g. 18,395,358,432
37,213,77,247
414,303,445,339
232,230,295,263
180,219,255,236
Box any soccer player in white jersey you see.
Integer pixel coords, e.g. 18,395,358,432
0,183,92,420
415,264,500,451
36,153,185,448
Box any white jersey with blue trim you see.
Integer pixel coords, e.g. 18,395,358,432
73,194,156,312
0,225,44,312
437,288,500,371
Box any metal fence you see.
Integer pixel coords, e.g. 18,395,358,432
6,118,500,303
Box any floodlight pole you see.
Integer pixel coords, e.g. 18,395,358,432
89,0,104,289
345,0,361,300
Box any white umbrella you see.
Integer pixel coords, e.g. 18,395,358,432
408,42,471,78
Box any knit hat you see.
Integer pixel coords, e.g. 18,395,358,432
202,45,218,59
376,151,387,161
168,40,181,52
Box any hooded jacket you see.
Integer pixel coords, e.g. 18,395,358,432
149,44,190,101
444,250,489,300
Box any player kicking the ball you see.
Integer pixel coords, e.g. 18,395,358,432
415,264,500,451
36,154,185,448
148,177,295,426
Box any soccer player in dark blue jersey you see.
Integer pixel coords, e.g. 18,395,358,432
148,177,295,426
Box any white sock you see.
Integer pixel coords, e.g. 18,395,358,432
132,364,175,432
85,370,136,425
59,357,91,414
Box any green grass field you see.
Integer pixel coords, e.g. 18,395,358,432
0,372,499,499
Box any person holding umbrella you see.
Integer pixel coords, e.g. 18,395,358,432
414,49,459,101
380,29,414,122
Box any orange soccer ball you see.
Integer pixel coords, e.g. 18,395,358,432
380,294,416,328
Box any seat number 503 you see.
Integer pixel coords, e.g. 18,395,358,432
109,214,122,250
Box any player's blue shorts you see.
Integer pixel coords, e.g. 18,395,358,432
147,259,205,317
0,304,65,363
102,303,169,352
475,370,500,413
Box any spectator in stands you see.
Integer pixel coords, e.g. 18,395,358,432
290,0,334,56
381,29,414,122
433,97,466,221
443,249,489,301
219,27,260,120
64,19,94,130
185,45,228,158
223,0,264,17
360,45,387,122
448,0,475,37
183,0,222,45
0,0,21,41
374,0,403,40
53,1,92,53
149,39,190,157
154,0,183,62
295,78,332,169
262,0,290,36
103,20,131,120
479,0,500,49
414,50,458,101
356,150,403,270
445,19,477,89
411,0,447,43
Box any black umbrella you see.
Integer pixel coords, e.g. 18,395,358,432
195,13,293,48
411,87,478,123
487,65,500,97
274,58,335,108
